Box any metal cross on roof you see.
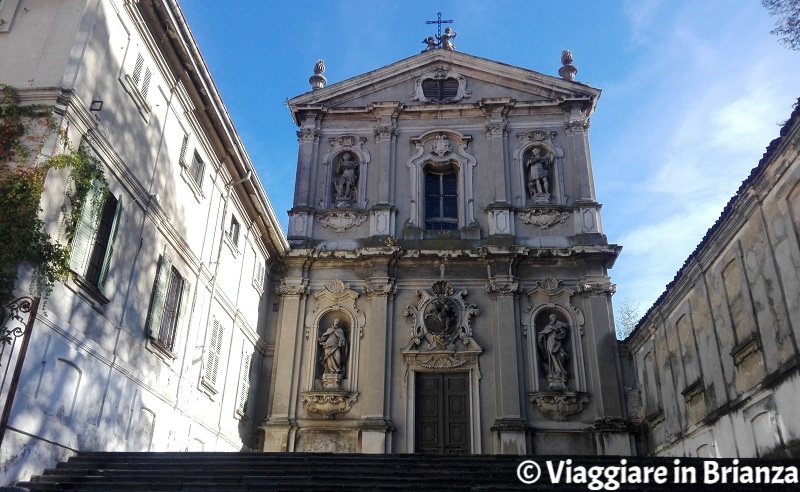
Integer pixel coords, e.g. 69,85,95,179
425,12,453,39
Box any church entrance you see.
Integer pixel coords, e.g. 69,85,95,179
415,372,470,454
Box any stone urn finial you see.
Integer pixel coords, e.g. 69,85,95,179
309,59,327,91
558,50,578,82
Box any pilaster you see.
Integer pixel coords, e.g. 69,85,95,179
561,99,595,203
360,275,396,453
486,271,526,454
370,102,402,235
260,278,309,452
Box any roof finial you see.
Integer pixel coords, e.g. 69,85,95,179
309,60,327,91
558,50,577,81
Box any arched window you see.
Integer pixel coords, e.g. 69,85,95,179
425,169,458,230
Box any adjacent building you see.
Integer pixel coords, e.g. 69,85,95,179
0,0,287,484
624,101,800,459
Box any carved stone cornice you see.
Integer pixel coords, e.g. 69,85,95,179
276,283,309,297
529,391,590,421
296,128,321,142
578,282,617,295
517,207,570,229
485,281,520,297
564,118,591,133
316,210,367,232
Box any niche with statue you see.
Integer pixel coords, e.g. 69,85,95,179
522,278,590,421
301,280,364,419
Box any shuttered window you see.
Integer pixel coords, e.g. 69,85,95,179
178,134,189,167
203,318,224,390
132,54,144,84
69,180,123,293
188,151,204,188
253,259,265,292
421,78,459,103
141,68,152,99
144,254,191,354
228,216,240,247
236,352,252,417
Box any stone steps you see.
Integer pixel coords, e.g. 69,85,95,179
18,452,799,491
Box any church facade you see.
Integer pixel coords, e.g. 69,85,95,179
261,48,634,456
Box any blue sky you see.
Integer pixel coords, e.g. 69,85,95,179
179,1,800,324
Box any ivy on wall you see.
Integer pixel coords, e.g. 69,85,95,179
0,84,106,302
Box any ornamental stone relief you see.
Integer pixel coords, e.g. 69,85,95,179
316,210,368,232
517,207,570,230
402,281,481,370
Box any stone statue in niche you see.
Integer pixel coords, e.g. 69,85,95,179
526,146,554,203
333,152,358,207
538,313,569,391
319,317,348,389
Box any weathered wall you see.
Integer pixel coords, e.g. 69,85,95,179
625,101,800,458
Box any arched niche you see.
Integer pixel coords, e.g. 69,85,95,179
301,280,364,420
406,129,477,232
321,135,371,209
521,277,587,394
513,129,565,207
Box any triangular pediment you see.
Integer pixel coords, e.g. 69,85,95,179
289,50,600,122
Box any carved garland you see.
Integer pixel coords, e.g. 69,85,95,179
517,208,570,229
316,211,368,232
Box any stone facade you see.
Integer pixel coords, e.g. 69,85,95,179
0,0,287,484
624,101,800,458
261,49,634,455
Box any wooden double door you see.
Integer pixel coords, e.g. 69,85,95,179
415,372,470,454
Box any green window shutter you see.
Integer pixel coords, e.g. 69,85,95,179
68,180,103,275
144,254,171,340
173,278,191,353
98,195,123,291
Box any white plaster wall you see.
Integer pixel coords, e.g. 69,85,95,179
0,0,277,484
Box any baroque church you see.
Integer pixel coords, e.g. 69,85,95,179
262,43,630,456
1,0,798,486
